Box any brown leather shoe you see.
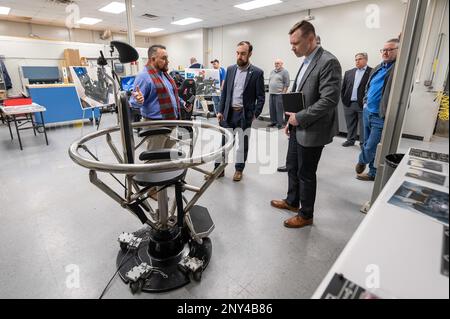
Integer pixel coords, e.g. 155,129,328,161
233,171,243,182
356,173,375,181
355,163,366,174
283,216,313,228
270,199,299,212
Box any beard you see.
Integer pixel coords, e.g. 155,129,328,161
160,64,169,72
237,59,248,67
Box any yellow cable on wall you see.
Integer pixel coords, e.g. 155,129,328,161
436,91,449,121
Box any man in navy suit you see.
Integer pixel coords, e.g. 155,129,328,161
216,41,265,182
341,53,372,147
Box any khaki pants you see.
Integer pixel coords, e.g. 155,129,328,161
196,96,209,113
141,118,178,199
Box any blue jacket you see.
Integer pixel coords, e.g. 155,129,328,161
218,64,265,128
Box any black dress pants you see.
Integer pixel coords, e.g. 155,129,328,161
215,109,250,172
344,101,363,143
285,127,324,219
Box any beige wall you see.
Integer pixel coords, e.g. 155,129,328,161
152,29,204,71
1,0,447,140
0,19,149,46
209,0,407,80
0,0,408,76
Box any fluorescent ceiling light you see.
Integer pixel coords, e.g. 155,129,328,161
77,17,102,25
0,6,11,15
171,17,202,26
99,2,126,14
140,28,164,33
234,0,282,11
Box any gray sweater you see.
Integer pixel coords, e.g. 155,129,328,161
268,68,290,94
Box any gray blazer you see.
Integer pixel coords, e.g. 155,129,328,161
294,47,342,147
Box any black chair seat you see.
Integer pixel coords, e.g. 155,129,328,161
133,169,185,187
139,149,184,162
139,127,172,138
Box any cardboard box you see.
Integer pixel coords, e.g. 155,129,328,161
64,49,81,66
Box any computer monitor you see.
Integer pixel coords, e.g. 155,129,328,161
120,75,136,92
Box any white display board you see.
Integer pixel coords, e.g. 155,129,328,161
312,148,449,299
69,66,114,109
184,68,220,97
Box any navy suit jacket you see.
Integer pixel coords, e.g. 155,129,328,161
218,64,265,128
341,66,372,108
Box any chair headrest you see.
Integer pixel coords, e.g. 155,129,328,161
110,41,139,64
182,78,196,87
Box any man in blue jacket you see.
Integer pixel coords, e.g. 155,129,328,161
355,38,399,181
216,41,265,182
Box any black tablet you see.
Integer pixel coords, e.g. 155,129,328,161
281,92,304,113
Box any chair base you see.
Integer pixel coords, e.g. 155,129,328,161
116,226,212,293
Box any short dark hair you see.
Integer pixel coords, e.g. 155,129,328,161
355,52,368,59
289,20,316,38
148,44,166,58
210,59,219,64
237,41,253,53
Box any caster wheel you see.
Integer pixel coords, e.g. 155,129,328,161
177,264,188,275
193,270,202,282
130,280,144,294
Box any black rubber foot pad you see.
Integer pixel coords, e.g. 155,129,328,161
116,226,212,293
190,205,214,236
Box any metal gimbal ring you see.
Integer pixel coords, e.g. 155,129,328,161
68,120,234,174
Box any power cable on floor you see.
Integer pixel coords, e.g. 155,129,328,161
98,249,133,299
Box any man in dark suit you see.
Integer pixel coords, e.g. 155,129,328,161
216,41,265,182
341,53,372,147
270,20,342,228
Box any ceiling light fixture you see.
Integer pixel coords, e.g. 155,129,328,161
77,17,102,25
0,6,11,15
99,2,126,14
140,28,164,33
171,17,202,26
234,0,282,11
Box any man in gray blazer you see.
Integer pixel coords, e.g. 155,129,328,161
271,20,342,228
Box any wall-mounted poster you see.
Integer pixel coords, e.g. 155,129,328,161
184,68,220,96
70,66,114,109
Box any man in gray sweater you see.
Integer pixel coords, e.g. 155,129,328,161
268,59,290,128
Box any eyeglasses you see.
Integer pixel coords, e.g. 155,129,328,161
380,48,398,53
